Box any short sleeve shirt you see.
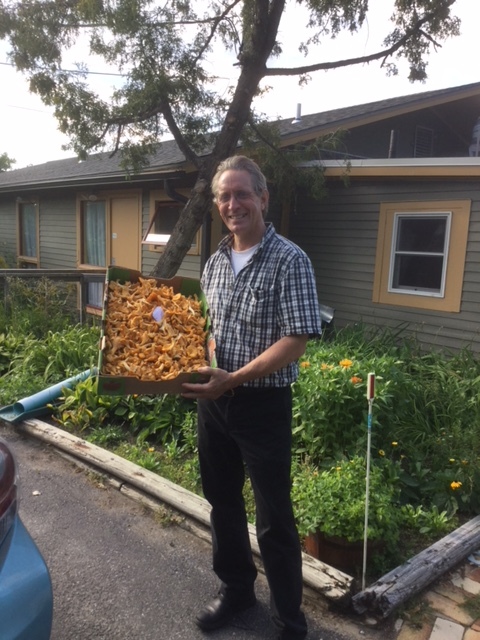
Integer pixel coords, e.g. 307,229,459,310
201,223,322,388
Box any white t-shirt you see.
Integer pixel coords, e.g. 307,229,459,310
231,244,260,276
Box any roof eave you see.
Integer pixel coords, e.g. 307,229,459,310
299,157,480,178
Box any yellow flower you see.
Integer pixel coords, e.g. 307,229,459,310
300,361,310,368
449,458,456,463
391,441,398,447
335,466,342,471
350,376,362,384
450,481,462,491
148,447,155,453
339,359,353,369
378,449,385,457
321,363,332,370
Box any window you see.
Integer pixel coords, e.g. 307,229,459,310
414,125,434,158
80,199,106,309
389,214,450,297
80,200,106,267
17,201,38,266
373,200,470,312
144,195,200,255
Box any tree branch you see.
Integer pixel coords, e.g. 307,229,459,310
264,0,455,77
160,100,201,168
190,0,243,67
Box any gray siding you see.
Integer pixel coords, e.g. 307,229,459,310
0,201,16,266
291,179,480,353
39,196,77,268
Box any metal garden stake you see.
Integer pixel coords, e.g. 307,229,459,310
362,372,375,591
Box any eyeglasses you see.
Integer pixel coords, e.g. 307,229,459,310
215,190,256,205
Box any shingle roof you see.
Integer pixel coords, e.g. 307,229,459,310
2,80,480,192
0,138,188,191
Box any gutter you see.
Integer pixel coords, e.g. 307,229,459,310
298,157,480,178
0,169,187,196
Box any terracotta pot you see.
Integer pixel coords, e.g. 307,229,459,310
304,531,382,574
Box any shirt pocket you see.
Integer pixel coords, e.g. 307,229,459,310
244,285,277,327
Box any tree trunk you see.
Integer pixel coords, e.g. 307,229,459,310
352,515,480,618
149,175,215,279
149,3,285,279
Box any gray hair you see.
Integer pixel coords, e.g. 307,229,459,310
211,155,268,199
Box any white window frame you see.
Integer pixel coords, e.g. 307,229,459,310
388,212,451,298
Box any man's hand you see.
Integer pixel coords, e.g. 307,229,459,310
181,367,234,400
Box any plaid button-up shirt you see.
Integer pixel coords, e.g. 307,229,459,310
201,224,322,388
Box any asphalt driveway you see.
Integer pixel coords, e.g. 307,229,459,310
1,422,391,640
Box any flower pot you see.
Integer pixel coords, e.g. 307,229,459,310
304,531,382,574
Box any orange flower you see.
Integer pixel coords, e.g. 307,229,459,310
350,376,362,384
339,359,353,369
300,361,310,368
450,481,462,491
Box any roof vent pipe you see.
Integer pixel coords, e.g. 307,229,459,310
292,103,302,124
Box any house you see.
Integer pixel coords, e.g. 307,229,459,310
1,81,480,352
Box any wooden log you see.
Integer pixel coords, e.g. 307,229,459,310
12,418,354,603
352,515,480,618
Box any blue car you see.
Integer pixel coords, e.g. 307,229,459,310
0,437,53,640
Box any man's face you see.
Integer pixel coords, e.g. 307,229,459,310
215,169,268,243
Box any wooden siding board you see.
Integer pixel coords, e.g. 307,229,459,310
39,197,77,269
0,201,17,265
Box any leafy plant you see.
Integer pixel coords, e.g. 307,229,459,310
291,455,402,544
400,504,455,538
54,377,197,450
291,326,480,517
4,277,78,336
291,325,415,463
0,331,27,376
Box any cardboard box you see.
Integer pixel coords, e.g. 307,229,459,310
97,265,212,395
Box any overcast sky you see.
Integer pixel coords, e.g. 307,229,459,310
0,0,477,169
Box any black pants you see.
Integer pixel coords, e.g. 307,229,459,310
197,386,307,636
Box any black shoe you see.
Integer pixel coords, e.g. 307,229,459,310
195,592,256,631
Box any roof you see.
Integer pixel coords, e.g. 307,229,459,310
276,81,480,142
2,80,480,193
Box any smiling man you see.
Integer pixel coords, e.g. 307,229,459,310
182,155,322,640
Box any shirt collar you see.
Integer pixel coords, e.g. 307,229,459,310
218,222,275,254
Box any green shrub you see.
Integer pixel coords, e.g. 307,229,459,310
3,277,78,336
292,326,480,517
54,376,198,451
291,456,402,544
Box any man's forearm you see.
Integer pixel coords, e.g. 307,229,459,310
227,335,308,389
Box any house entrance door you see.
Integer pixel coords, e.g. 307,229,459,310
110,196,141,270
